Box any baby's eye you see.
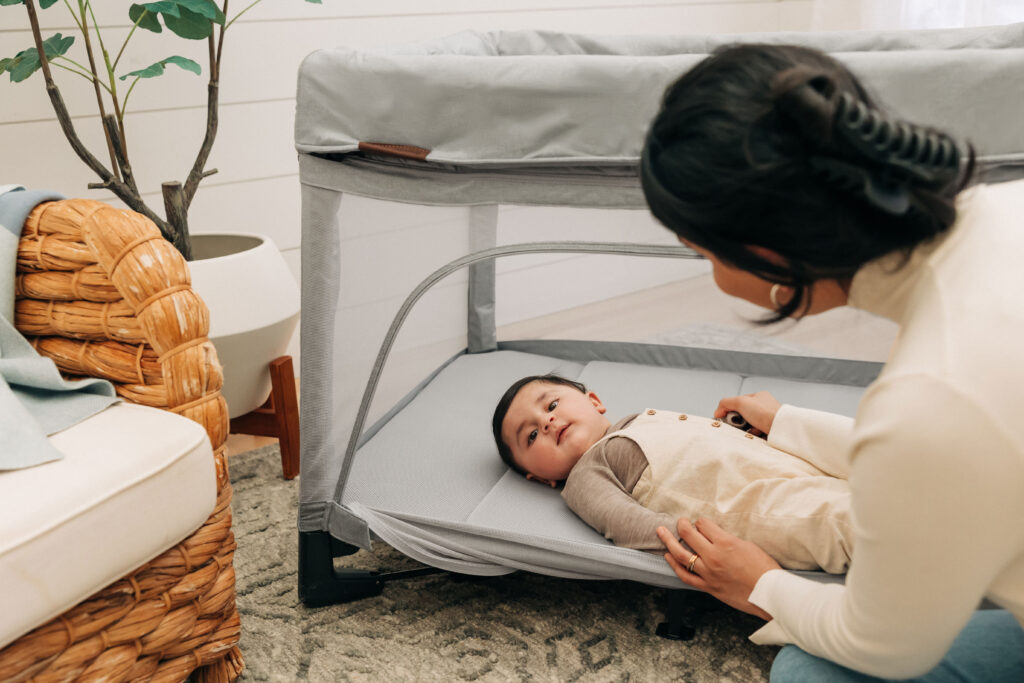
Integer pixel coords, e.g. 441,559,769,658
527,429,538,445
547,399,559,411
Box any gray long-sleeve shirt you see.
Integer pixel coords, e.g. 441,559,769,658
561,414,679,552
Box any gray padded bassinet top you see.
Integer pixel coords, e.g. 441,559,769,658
341,350,861,587
295,25,1024,173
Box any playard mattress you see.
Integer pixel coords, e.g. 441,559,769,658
342,346,873,587
295,23,1024,587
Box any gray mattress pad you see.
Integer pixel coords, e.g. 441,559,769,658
341,349,859,587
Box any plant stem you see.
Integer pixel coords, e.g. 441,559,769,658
215,0,228,78
113,12,145,70
76,0,121,182
84,0,129,166
121,75,140,113
162,182,193,260
22,0,175,245
225,0,261,31
181,1,227,208
23,2,52,82
102,114,139,206
53,54,99,78
208,28,216,79
61,0,84,32
51,59,109,89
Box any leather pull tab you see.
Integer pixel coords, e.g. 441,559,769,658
358,142,430,161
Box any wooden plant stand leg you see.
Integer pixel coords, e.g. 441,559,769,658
229,356,300,479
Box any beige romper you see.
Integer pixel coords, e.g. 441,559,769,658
601,409,853,572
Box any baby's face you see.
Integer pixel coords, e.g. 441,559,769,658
502,381,611,482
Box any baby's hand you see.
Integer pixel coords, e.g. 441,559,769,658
714,391,780,435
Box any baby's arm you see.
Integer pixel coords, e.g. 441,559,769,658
562,437,677,552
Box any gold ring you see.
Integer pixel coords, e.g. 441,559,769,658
687,553,699,573
769,283,783,308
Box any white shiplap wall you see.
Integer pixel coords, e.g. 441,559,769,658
1,0,816,363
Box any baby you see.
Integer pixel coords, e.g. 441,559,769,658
492,374,853,573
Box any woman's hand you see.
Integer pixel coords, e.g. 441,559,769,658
657,518,781,621
714,391,781,436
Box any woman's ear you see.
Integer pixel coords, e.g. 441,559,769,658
526,473,558,488
588,392,606,414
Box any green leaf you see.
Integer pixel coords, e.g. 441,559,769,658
129,5,163,33
305,0,323,3
0,0,63,6
175,0,224,23
163,6,214,39
3,33,74,83
41,32,74,56
128,1,224,38
119,55,201,80
5,48,33,82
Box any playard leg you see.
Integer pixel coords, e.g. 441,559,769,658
298,531,445,607
656,589,698,641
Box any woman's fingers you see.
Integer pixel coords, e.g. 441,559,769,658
713,391,781,434
658,520,781,620
693,517,730,543
656,526,710,589
713,395,744,418
676,517,714,555
664,552,709,590
656,525,693,559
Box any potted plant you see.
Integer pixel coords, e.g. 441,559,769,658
1,0,311,417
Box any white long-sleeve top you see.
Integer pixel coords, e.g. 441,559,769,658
747,179,1024,678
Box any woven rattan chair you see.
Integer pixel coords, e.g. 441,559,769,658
0,199,243,682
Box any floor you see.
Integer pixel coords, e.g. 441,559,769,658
227,273,898,456
226,431,278,455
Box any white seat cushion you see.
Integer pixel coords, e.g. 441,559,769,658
0,402,216,649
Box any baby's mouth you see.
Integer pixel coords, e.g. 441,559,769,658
557,425,568,445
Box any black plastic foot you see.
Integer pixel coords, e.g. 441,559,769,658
656,589,698,641
298,530,446,607
299,531,384,606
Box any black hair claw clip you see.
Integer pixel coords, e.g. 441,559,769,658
809,156,911,215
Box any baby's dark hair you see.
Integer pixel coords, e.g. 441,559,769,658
641,43,973,321
492,374,587,476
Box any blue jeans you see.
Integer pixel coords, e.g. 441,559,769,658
770,610,1024,683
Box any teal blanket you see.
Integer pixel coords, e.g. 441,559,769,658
0,186,118,470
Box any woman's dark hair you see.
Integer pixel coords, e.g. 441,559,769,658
641,43,974,321
492,374,588,476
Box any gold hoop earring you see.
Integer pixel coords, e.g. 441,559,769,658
769,283,784,309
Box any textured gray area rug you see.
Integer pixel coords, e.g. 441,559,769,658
230,445,779,681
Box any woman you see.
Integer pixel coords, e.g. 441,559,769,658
640,44,1024,681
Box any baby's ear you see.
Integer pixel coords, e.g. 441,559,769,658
526,473,558,488
588,391,606,414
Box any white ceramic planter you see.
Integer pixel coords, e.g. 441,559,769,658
187,233,300,419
